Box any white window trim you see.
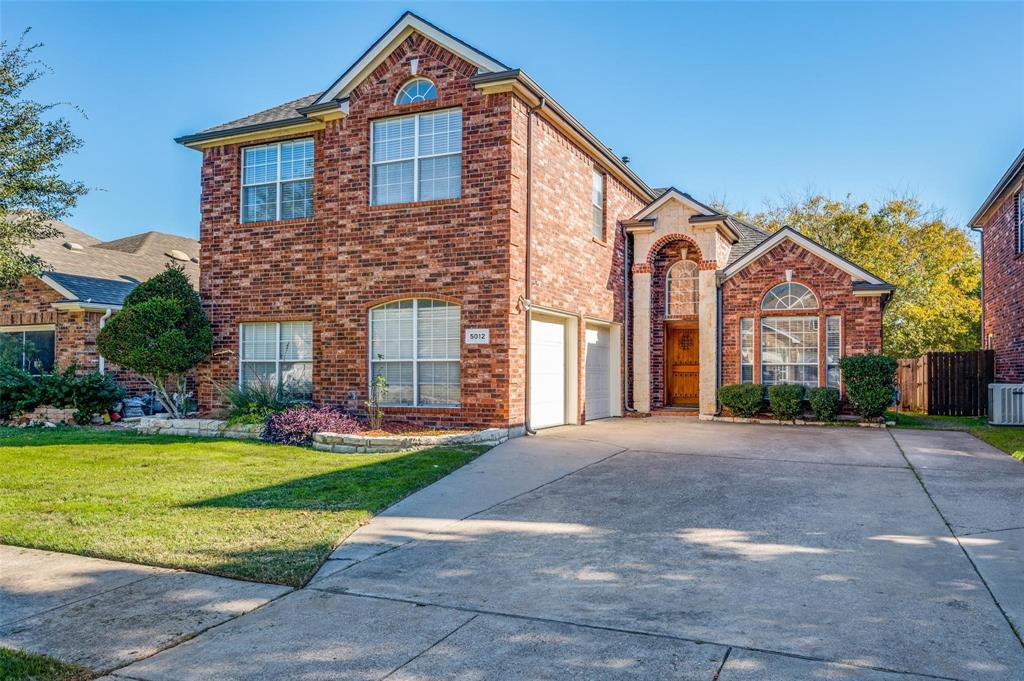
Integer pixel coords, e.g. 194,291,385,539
1017,191,1023,254
238,321,313,397
665,260,699,316
394,77,437,105
592,170,605,241
826,315,842,390
739,317,754,383
760,316,820,388
369,108,461,206
240,139,314,224
368,299,461,407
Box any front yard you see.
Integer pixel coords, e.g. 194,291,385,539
0,427,487,586
888,411,1024,461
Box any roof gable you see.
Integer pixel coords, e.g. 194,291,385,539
632,188,716,221
721,227,888,286
313,12,508,106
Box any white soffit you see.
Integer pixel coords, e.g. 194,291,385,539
722,228,884,285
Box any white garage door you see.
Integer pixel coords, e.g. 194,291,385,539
530,316,566,429
585,324,611,420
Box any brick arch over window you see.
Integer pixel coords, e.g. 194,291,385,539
644,233,717,270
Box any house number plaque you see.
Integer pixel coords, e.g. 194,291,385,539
465,329,490,344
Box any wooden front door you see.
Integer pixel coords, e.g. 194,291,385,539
666,325,699,406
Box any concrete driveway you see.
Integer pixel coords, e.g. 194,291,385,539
34,419,1024,679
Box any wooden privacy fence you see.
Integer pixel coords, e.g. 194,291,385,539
897,351,994,416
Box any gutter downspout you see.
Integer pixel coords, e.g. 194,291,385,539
98,308,113,374
715,284,723,416
523,96,546,436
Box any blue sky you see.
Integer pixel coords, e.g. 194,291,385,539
2,1,1021,241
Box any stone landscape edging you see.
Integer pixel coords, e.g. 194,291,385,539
312,427,510,453
137,417,264,439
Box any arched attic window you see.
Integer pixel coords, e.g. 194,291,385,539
666,260,699,316
395,78,437,105
761,282,817,311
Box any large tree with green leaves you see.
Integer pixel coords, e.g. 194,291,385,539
733,194,980,358
0,31,87,290
96,266,212,417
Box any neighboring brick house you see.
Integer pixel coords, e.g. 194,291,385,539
1,221,199,391
970,148,1024,384
176,12,893,429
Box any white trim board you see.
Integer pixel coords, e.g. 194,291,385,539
722,227,885,285
315,13,507,105
631,188,715,221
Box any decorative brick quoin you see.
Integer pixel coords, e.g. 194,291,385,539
175,12,895,430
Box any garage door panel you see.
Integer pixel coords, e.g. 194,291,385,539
530,317,566,429
585,325,611,420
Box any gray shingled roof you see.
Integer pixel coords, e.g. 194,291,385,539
25,220,199,306
199,93,321,135
724,216,770,267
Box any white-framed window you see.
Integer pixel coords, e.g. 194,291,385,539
592,170,605,240
0,325,55,375
370,108,461,205
1016,191,1023,254
761,316,819,388
239,321,313,399
762,282,818,311
395,78,437,105
739,318,754,383
241,139,314,223
666,260,699,316
826,315,842,389
370,299,460,406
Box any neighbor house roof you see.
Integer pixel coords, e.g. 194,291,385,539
174,12,654,201
25,220,199,308
969,147,1024,228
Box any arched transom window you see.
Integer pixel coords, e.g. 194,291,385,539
761,282,818,310
395,78,437,105
370,299,460,406
666,260,699,316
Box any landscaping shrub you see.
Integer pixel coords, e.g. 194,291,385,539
221,379,297,425
768,384,805,421
808,387,841,422
839,353,898,419
70,372,124,424
719,383,764,418
0,364,39,420
263,406,361,446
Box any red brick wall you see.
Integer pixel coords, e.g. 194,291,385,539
1,276,151,394
648,240,704,409
508,96,646,424
981,181,1024,383
720,240,885,392
197,33,515,428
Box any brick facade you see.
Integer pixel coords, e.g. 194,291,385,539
648,240,702,409
980,182,1024,383
720,241,885,389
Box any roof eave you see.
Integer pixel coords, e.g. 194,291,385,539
471,69,655,202
175,116,321,149
968,147,1024,228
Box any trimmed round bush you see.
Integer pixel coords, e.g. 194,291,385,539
839,353,897,419
719,383,764,418
768,383,805,421
263,406,362,446
807,386,840,422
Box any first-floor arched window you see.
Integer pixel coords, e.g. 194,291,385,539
666,260,699,316
370,299,461,406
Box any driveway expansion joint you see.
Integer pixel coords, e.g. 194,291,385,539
0,572,157,630
379,613,480,679
309,586,968,681
622,447,912,470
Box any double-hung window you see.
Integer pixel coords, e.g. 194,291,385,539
825,316,842,389
239,321,313,399
241,139,314,223
761,317,819,388
371,108,462,205
370,299,460,406
0,325,55,375
1016,191,1023,254
592,170,605,240
739,318,754,383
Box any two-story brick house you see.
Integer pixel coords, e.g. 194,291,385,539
177,12,893,431
970,148,1024,384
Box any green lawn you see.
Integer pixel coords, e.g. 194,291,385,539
887,411,1024,462
0,427,487,586
0,647,92,681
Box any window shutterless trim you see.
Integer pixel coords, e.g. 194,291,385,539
369,107,462,206
240,139,314,224
238,321,313,396
759,316,820,387
0,326,55,375
592,169,605,241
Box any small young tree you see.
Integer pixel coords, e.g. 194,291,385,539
96,265,211,417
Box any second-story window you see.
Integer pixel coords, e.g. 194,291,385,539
1016,191,1023,254
371,108,462,206
592,169,605,240
242,139,314,223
